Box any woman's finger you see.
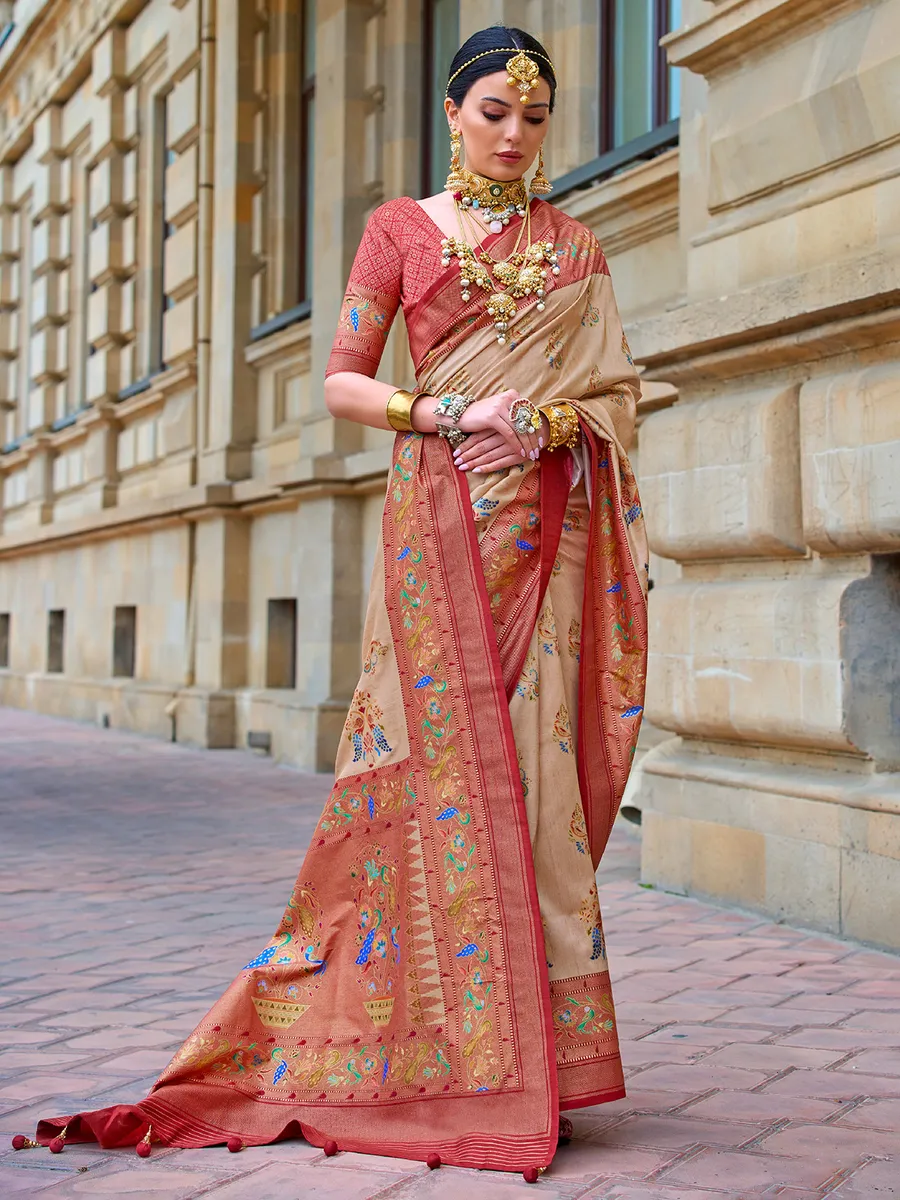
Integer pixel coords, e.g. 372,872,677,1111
454,432,505,465
471,452,526,473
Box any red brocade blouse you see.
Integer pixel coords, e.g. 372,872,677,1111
326,196,480,380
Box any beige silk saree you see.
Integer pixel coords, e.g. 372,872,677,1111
37,196,649,1174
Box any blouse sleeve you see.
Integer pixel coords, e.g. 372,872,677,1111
325,202,404,379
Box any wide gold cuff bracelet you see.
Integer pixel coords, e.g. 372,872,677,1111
540,401,580,451
386,389,419,433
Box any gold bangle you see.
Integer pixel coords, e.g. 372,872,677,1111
540,402,580,451
386,389,417,432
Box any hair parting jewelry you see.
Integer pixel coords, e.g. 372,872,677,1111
446,48,555,99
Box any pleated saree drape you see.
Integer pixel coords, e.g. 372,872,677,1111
37,196,649,1174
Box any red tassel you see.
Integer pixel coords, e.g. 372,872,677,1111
558,1115,573,1143
426,1152,441,1170
523,1166,541,1184
227,1138,243,1153
136,1125,153,1158
49,1138,65,1154
323,1139,338,1157
11,1135,40,1150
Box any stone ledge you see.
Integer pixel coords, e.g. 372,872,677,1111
664,0,867,77
560,148,680,258
644,738,900,817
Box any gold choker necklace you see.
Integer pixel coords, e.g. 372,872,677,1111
447,168,528,233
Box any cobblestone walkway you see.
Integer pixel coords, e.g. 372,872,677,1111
1,708,898,1199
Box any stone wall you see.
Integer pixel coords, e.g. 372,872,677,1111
634,0,900,950
0,0,895,948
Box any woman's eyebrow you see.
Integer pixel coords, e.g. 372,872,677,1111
481,95,550,110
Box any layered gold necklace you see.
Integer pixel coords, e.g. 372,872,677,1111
440,170,561,347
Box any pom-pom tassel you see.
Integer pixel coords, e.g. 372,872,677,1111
227,1137,243,1153
11,1135,41,1150
136,1125,153,1158
49,1125,69,1154
523,1166,546,1183
426,1152,441,1169
323,1139,338,1157
558,1115,573,1143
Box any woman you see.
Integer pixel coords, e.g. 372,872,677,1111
25,25,648,1180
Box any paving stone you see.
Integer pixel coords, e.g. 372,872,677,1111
3,708,899,1200
825,1159,900,1198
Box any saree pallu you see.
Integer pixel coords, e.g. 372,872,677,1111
36,198,649,1173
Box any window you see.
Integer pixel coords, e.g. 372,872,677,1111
266,598,297,689
600,0,680,154
47,609,65,674
113,605,137,678
298,0,316,304
0,612,9,668
421,0,460,197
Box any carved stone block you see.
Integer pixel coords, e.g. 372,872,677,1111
800,364,900,554
639,384,805,560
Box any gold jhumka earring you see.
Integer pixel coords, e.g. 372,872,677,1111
530,145,552,196
445,127,467,194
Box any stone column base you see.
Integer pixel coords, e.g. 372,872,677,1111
640,738,900,951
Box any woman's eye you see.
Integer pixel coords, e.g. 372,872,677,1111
483,112,504,122
526,118,545,126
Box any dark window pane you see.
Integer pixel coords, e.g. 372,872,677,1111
113,606,137,678
266,598,297,689
613,0,654,147
0,613,9,669
47,610,65,674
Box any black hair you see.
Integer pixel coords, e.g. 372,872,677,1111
446,26,557,114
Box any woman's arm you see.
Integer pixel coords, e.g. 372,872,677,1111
323,372,441,433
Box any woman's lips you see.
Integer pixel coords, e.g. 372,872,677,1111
497,153,523,162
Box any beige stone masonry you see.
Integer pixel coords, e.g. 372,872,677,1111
800,362,900,553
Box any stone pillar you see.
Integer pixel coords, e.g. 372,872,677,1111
634,0,900,950
200,0,257,484
178,511,250,748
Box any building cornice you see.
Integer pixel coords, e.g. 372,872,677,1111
664,0,869,77
560,148,680,259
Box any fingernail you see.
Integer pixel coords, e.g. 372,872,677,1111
472,467,482,473
539,438,544,448
530,450,537,460
520,448,525,457
458,463,470,471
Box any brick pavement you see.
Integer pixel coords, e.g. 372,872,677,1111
0,707,898,1199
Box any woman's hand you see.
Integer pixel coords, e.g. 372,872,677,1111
454,413,552,473
455,388,542,463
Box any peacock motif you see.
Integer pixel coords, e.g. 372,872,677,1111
515,649,540,701
344,689,392,767
553,701,573,754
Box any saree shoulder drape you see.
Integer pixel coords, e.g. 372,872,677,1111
36,196,649,1174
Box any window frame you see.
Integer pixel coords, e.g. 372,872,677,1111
555,0,679,202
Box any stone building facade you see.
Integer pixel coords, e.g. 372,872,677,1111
0,0,897,950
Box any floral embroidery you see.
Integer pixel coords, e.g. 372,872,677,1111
238,882,327,1031
621,332,634,366
568,804,588,855
390,435,500,1091
578,883,606,961
551,554,563,578
537,608,558,656
515,649,539,700
344,690,392,767
562,507,582,534
317,773,415,835
553,702,573,754
581,299,600,327
339,287,390,340
553,991,616,1040
363,639,389,675
351,844,401,1025
568,619,582,662
519,754,531,801
588,366,603,392
545,325,565,370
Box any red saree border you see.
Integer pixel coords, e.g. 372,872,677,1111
577,426,648,869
